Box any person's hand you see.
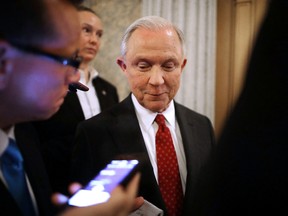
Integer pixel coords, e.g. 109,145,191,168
52,173,141,216
51,182,82,206
131,196,145,211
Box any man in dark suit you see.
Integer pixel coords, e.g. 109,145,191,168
33,5,119,195
0,123,56,215
0,0,140,215
71,16,215,216
0,0,81,214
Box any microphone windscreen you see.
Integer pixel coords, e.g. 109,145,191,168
68,82,89,92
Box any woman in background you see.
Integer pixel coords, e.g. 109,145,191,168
76,5,119,119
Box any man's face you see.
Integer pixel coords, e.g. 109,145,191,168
78,11,103,64
117,28,186,113
0,0,81,125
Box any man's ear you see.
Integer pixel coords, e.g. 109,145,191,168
0,40,13,90
181,58,187,70
116,57,127,72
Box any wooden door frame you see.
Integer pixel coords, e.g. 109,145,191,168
215,0,268,137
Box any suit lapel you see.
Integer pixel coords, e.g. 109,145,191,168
175,102,214,215
0,180,22,215
108,96,167,211
92,77,119,110
93,77,106,110
175,103,198,200
109,96,148,155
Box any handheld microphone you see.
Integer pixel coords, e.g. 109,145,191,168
68,82,89,92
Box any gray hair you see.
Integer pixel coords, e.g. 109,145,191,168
120,15,186,57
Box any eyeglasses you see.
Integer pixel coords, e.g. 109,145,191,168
10,42,90,92
11,43,82,69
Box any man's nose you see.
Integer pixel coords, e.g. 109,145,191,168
149,67,165,85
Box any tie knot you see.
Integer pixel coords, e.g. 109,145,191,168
1,138,23,168
155,114,166,126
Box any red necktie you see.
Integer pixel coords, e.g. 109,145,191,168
155,114,183,216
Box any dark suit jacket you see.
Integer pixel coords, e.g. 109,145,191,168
33,76,119,194
71,95,215,215
0,123,56,216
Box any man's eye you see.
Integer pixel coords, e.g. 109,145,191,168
138,62,150,71
163,63,176,71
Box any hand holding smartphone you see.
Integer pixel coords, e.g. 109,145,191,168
68,160,139,207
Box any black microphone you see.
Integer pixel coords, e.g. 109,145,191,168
68,82,89,92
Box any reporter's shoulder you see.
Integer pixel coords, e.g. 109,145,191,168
78,106,117,129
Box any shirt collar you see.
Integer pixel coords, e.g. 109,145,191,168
79,65,99,84
0,126,15,156
131,94,176,131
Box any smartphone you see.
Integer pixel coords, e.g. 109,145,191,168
68,159,139,207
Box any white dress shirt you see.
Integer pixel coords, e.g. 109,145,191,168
0,127,16,183
77,65,101,120
131,94,187,192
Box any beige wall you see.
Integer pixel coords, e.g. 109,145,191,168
83,0,142,101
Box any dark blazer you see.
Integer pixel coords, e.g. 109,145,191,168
71,95,215,215
33,76,119,194
0,123,56,216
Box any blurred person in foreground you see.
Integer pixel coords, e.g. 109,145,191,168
71,15,215,216
190,0,288,215
33,5,119,195
0,0,140,215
